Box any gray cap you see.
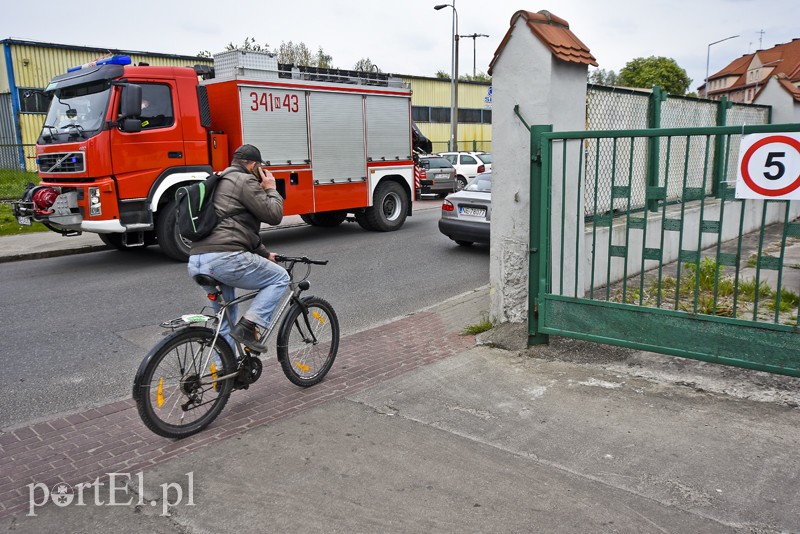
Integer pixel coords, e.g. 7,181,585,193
232,144,263,163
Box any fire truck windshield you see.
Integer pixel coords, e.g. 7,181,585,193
39,81,111,144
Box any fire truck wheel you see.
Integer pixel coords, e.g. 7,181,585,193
156,199,191,262
363,181,408,232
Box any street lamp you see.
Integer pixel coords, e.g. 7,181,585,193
435,2,459,152
705,35,739,98
459,33,489,77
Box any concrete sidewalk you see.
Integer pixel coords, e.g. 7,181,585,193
2,282,799,532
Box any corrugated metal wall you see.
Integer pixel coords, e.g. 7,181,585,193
7,43,212,89
399,75,492,152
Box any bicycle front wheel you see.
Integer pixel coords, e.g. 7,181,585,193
133,327,236,439
277,296,340,387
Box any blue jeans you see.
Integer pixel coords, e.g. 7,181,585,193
188,251,290,348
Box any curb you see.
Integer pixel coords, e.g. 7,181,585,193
0,244,111,264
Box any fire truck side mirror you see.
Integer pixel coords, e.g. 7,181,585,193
120,119,143,133
120,84,143,118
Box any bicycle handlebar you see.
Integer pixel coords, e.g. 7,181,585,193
275,255,328,266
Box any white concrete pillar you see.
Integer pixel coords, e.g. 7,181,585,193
487,10,595,348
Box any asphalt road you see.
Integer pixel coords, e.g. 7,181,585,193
1,204,489,429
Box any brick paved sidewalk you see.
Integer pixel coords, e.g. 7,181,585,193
0,307,477,518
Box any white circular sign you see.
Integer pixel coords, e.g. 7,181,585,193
736,133,800,199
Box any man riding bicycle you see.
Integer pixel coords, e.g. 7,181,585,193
187,144,289,351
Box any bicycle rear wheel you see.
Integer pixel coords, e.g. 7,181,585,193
133,327,236,439
277,296,340,387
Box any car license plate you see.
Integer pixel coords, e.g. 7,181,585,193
16,215,31,226
435,173,448,179
459,207,486,217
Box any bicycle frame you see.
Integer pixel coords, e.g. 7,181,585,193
196,258,318,385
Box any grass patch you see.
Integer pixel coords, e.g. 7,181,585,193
617,257,798,322
738,278,773,301
462,312,493,335
0,202,50,236
766,288,800,313
0,169,39,200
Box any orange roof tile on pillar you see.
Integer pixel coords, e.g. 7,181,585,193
488,10,597,75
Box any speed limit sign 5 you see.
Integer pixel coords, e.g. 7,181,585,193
736,133,800,200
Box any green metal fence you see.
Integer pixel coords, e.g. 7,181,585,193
584,87,771,216
528,122,800,377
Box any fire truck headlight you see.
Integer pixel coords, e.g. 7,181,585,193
89,187,101,216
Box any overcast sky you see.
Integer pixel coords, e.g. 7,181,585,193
3,0,796,92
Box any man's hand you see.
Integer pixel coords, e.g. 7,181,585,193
258,167,277,191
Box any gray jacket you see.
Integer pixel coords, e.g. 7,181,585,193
189,164,283,258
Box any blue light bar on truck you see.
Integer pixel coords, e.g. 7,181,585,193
67,55,132,73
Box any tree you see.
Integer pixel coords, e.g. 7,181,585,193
460,72,491,82
315,47,333,69
435,70,450,79
354,57,380,72
223,38,334,68
225,37,270,53
588,68,618,86
617,56,692,95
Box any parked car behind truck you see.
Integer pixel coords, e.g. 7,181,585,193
415,155,456,198
438,172,492,246
437,151,491,191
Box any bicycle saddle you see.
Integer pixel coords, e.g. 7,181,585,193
193,274,221,288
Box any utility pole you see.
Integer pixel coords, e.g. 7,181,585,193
459,33,489,77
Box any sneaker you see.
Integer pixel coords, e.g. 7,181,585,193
230,318,268,352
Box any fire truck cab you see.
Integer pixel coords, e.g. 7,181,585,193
14,51,415,261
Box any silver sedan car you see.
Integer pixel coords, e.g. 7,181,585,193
438,172,492,246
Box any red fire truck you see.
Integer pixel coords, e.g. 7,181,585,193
13,51,416,261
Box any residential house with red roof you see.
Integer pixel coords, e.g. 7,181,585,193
700,38,800,105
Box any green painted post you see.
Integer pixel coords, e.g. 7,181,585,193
646,86,665,212
712,96,732,197
529,125,552,346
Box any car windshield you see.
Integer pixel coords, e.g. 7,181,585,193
476,153,492,164
39,81,111,143
465,174,492,192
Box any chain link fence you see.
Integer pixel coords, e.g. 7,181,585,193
584,85,771,216
0,144,38,200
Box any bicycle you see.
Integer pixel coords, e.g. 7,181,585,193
132,255,339,439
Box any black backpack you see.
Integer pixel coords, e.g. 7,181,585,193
174,169,236,241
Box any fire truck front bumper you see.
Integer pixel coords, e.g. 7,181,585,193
12,188,125,234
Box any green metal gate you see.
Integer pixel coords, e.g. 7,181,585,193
528,122,800,377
